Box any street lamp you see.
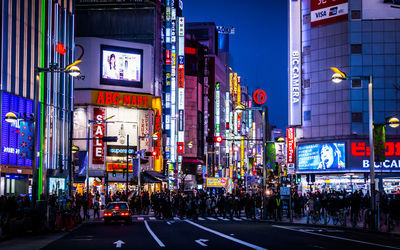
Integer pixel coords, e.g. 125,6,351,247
28,60,83,203
330,67,376,229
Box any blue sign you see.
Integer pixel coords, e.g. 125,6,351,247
298,143,346,171
132,159,138,178
78,151,88,175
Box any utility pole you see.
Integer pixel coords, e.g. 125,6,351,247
126,134,129,198
262,106,267,220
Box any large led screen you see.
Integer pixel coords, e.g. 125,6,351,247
100,45,143,88
298,143,346,171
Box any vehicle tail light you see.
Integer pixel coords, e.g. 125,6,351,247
115,206,119,210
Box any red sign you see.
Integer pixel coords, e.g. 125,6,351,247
92,108,106,164
56,43,66,55
178,65,185,88
311,0,348,27
286,127,295,164
106,163,133,172
253,89,267,105
177,142,184,154
185,47,197,55
92,90,152,109
154,109,162,159
351,142,400,157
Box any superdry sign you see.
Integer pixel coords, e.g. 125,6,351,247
311,0,348,27
91,90,152,109
287,127,295,164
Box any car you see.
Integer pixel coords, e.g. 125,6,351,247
103,202,132,224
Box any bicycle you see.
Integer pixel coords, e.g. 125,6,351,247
311,210,322,224
332,209,346,226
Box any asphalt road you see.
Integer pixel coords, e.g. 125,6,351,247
42,217,400,250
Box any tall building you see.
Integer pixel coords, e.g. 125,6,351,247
73,0,166,194
0,0,76,197
289,0,400,194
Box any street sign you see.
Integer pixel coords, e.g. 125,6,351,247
280,186,290,196
253,89,267,105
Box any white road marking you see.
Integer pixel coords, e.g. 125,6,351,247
144,221,165,247
273,225,400,249
198,217,206,221
206,217,217,221
185,220,267,250
217,217,230,221
241,217,248,220
233,218,242,221
149,217,156,220
113,240,125,248
137,217,144,221
174,217,181,220
166,221,171,225
195,239,209,247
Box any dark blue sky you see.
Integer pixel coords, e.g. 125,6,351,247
183,0,288,130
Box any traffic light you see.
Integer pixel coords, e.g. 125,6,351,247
152,151,157,157
214,136,223,143
297,174,301,183
112,171,116,177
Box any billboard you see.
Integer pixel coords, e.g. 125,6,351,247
289,0,302,126
362,0,400,20
100,45,143,87
298,143,346,171
206,178,227,188
286,127,295,164
311,0,348,27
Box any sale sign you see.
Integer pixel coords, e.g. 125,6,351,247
92,107,105,164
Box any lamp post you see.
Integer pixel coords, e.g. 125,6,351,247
330,67,376,229
27,62,82,203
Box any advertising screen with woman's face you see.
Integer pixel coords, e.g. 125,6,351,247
297,142,346,171
100,45,143,87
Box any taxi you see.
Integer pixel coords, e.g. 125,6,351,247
103,202,132,224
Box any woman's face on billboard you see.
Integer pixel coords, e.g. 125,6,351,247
320,144,334,168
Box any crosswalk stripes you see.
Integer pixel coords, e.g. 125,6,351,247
137,217,144,220
218,217,230,221
206,217,217,221
233,217,242,221
130,215,256,222
149,217,156,220
198,217,205,221
173,217,181,220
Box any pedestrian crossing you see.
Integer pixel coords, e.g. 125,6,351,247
130,215,256,222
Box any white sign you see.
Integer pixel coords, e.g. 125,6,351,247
289,0,302,126
217,26,235,34
178,17,185,37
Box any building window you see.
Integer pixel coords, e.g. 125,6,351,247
352,112,363,123
351,10,361,20
303,46,311,56
304,111,311,121
303,14,311,24
351,44,362,54
303,79,311,89
352,79,362,88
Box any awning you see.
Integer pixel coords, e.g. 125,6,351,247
144,170,167,181
182,158,204,175
130,173,161,184
182,158,204,164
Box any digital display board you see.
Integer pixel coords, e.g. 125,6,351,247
298,143,346,171
100,45,143,87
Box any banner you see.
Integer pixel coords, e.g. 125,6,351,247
132,159,139,178
373,124,386,162
92,107,106,164
265,142,276,169
286,127,295,164
311,0,348,27
78,151,88,175
19,121,34,159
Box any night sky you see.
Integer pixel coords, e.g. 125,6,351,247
183,0,288,130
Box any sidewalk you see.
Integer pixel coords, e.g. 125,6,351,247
262,213,400,235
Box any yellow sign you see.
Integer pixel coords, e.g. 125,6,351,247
206,178,227,188
229,73,233,94
237,83,241,104
233,73,238,95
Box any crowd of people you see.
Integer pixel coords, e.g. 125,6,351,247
1,188,400,237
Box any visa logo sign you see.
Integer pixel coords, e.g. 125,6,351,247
315,10,327,18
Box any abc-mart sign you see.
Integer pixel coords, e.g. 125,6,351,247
311,0,348,27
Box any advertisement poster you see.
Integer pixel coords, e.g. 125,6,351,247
19,121,34,159
298,143,346,171
311,0,348,27
106,107,138,147
265,142,276,169
362,0,400,20
49,177,65,195
102,47,141,82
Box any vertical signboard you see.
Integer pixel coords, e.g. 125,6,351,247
311,0,348,27
286,127,295,164
215,82,221,137
177,17,185,146
152,97,162,172
92,107,105,164
289,0,302,126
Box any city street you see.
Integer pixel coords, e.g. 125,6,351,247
39,217,400,250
